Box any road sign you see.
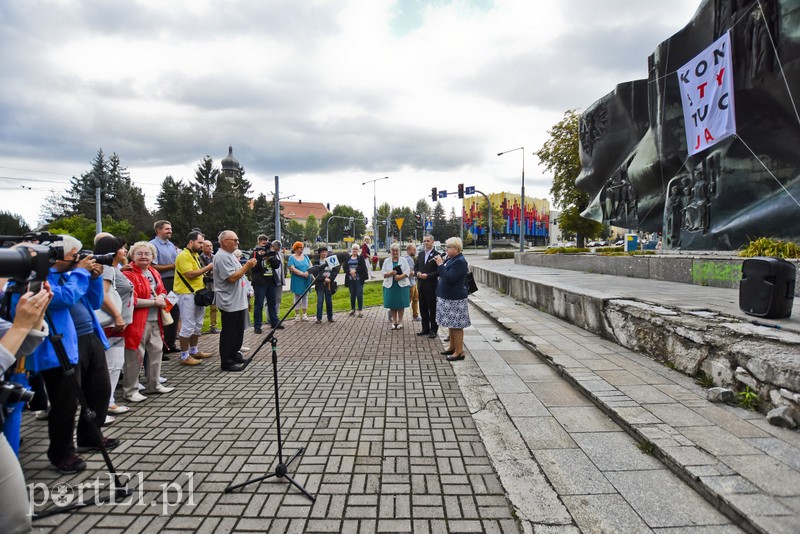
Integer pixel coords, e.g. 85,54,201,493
438,190,447,198
465,186,475,195
425,220,433,231
395,217,405,231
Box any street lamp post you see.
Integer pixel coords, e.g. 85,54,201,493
497,147,525,253
362,176,388,255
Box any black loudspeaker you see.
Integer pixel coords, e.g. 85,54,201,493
739,257,796,319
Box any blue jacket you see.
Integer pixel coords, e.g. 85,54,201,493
436,253,469,300
20,268,109,373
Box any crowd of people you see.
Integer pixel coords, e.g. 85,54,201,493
0,223,472,532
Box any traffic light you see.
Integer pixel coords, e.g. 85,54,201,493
364,217,369,225
415,214,422,229
457,183,464,199
431,187,437,201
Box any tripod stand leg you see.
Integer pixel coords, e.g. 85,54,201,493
282,473,317,502
283,447,305,469
224,472,278,493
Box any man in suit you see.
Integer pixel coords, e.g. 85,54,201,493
415,234,440,338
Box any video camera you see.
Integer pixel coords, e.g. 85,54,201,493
78,250,116,266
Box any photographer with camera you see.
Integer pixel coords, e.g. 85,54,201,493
251,235,282,334
0,285,51,534
21,235,118,474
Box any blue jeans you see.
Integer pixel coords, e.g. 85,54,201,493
316,287,333,321
348,280,364,311
266,284,279,326
253,284,268,327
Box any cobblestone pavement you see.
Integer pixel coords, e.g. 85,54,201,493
20,307,521,533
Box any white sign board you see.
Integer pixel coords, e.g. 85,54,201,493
678,31,736,156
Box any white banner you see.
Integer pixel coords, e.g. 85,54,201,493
679,31,736,156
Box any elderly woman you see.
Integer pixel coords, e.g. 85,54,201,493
94,235,134,417
122,241,175,402
346,243,370,317
434,237,471,361
382,243,411,329
288,241,312,321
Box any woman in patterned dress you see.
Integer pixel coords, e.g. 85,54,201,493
434,237,470,361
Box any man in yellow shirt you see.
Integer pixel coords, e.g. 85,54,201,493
174,231,214,365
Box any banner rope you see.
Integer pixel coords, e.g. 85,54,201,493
755,0,800,128
736,134,800,210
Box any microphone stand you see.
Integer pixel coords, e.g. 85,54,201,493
33,312,133,519
224,263,328,501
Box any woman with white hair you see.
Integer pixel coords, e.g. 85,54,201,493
345,243,369,317
382,243,411,329
433,237,471,360
122,241,174,402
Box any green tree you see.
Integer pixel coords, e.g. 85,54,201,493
430,202,447,241
47,215,133,248
475,198,505,234
304,214,320,243
155,176,196,241
0,211,31,234
535,109,602,247
285,220,305,243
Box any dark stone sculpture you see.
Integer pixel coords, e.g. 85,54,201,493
576,0,800,250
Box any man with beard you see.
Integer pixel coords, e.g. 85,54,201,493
150,220,180,355
174,231,214,366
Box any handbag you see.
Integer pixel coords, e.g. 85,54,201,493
96,276,124,327
465,271,478,294
177,262,215,306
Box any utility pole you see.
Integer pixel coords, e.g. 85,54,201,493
274,176,281,243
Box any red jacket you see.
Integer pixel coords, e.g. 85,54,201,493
123,264,167,350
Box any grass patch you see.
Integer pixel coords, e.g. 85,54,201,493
637,441,654,455
694,371,715,389
737,386,760,411
203,281,386,329
544,247,589,254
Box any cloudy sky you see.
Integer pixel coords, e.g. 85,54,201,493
0,0,701,230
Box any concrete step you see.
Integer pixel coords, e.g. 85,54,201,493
468,284,800,534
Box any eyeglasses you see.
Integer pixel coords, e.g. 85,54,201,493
225,238,239,243
133,252,153,257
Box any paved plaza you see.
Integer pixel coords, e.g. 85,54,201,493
17,259,800,533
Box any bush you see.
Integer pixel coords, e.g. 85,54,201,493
544,247,589,254
489,250,516,260
739,237,800,259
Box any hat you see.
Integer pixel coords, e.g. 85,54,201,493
317,246,329,254
292,241,304,252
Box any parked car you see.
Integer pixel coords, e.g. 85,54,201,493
614,239,624,246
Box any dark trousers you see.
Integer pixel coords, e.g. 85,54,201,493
253,284,268,328
219,309,246,365
316,287,333,321
41,334,110,463
266,283,279,326
419,282,438,334
161,276,179,349
348,280,364,311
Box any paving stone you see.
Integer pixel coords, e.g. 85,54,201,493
561,494,651,534
534,448,616,495
571,432,662,471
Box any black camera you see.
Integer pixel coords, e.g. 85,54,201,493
78,250,116,266
0,381,35,406
0,244,56,283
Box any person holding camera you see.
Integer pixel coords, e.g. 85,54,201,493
251,234,281,334
0,285,52,534
19,236,117,474
174,231,214,366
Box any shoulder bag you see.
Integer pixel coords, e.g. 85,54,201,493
177,261,215,307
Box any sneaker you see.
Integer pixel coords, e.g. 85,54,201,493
295,315,302,322
145,384,174,394
34,410,49,420
192,351,213,359
52,455,87,474
412,317,421,322
358,312,364,318
328,318,335,323
158,376,167,384
180,356,202,366
254,326,262,334
397,324,404,329
349,310,355,316
208,327,220,334
108,405,130,414
137,383,145,391
301,314,309,321
103,415,115,426
124,392,148,403
316,319,322,324
77,437,121,454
